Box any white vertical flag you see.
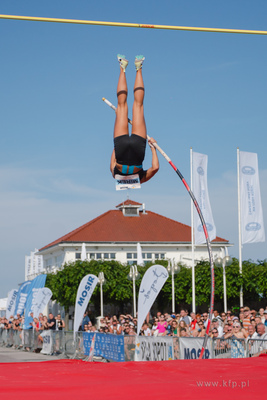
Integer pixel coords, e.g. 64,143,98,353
81,243,87,261
137,243,144,266
192,152,216,244
25,255,33,280
137,265,168,335
73,274,99,339
239,151,265,244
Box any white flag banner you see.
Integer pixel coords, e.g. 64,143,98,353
239,151,265,244
81,243,87,261
137,265,168,335
34,248,44,274
73,274,99,339
137,243,144,266
31,288,52,318
25,255,33,280
6,289,18,319
31,251,37,275
192,152,216,244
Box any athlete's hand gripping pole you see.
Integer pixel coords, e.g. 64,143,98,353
103,96,215,359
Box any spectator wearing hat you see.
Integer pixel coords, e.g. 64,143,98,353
166,317,173,336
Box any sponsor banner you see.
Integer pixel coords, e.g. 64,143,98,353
25,250,44,280
40,330,53,355
73,274,98,338
137,242,144,266
24,275,47,329
31,288,52,318
83,332,125,362
25,256,33,280
137,265,168,335
192,152,216,244
81,243,87,261
115,174,141,190
179,337,211,359
6,289,18,319
34,251,44,274
135,336,174,361
239,151,265,244
14,281,31,316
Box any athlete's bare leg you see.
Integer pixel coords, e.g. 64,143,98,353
114,62,129,139
132,63,146,139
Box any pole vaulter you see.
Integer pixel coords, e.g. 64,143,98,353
1,14,267,35
103,97,214,359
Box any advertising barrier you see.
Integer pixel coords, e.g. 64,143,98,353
1,329,267,361
83,332,125,362
179,337,212,359
135,336,174,361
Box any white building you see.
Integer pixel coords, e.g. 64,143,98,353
34,199,232,275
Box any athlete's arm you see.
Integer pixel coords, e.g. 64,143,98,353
140,138,159,184
110,149,116,178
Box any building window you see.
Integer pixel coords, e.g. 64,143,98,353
161,254,165,260
55,255,63,268
146,253,152,259
127,253,132,259
155,253,159,260
104,253,109,259
90,253,95,260
75,253,81,260
110,253,116,259
45,258,52,268
96,253,102,259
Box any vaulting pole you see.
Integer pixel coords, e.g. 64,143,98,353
103,97,215,359
1,14,267,35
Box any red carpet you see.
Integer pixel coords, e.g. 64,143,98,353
0,357,266,399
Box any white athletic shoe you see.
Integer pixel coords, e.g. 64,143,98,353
117,54,129,72
135,55,145,71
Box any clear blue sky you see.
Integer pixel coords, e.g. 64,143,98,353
1,1,267,298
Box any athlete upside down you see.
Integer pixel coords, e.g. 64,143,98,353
110,54,159,184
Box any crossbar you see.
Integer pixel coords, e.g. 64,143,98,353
1,14,267,35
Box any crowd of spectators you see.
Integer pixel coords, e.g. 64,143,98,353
79,306,267,342
0,312,65,333
1,307,267,343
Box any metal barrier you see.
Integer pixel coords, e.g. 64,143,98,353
247,338,267,357
1,329,267,361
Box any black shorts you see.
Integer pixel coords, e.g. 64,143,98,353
114,134,146,166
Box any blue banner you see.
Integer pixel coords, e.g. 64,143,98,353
83,333,125,362
14,281,32,316
24,275,47,329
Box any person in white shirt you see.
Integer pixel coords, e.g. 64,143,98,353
141,322,151,336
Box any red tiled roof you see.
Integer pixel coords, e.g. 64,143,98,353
39,202,228,251
116,200,142,207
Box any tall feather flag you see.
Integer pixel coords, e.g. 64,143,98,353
192,152,216,244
